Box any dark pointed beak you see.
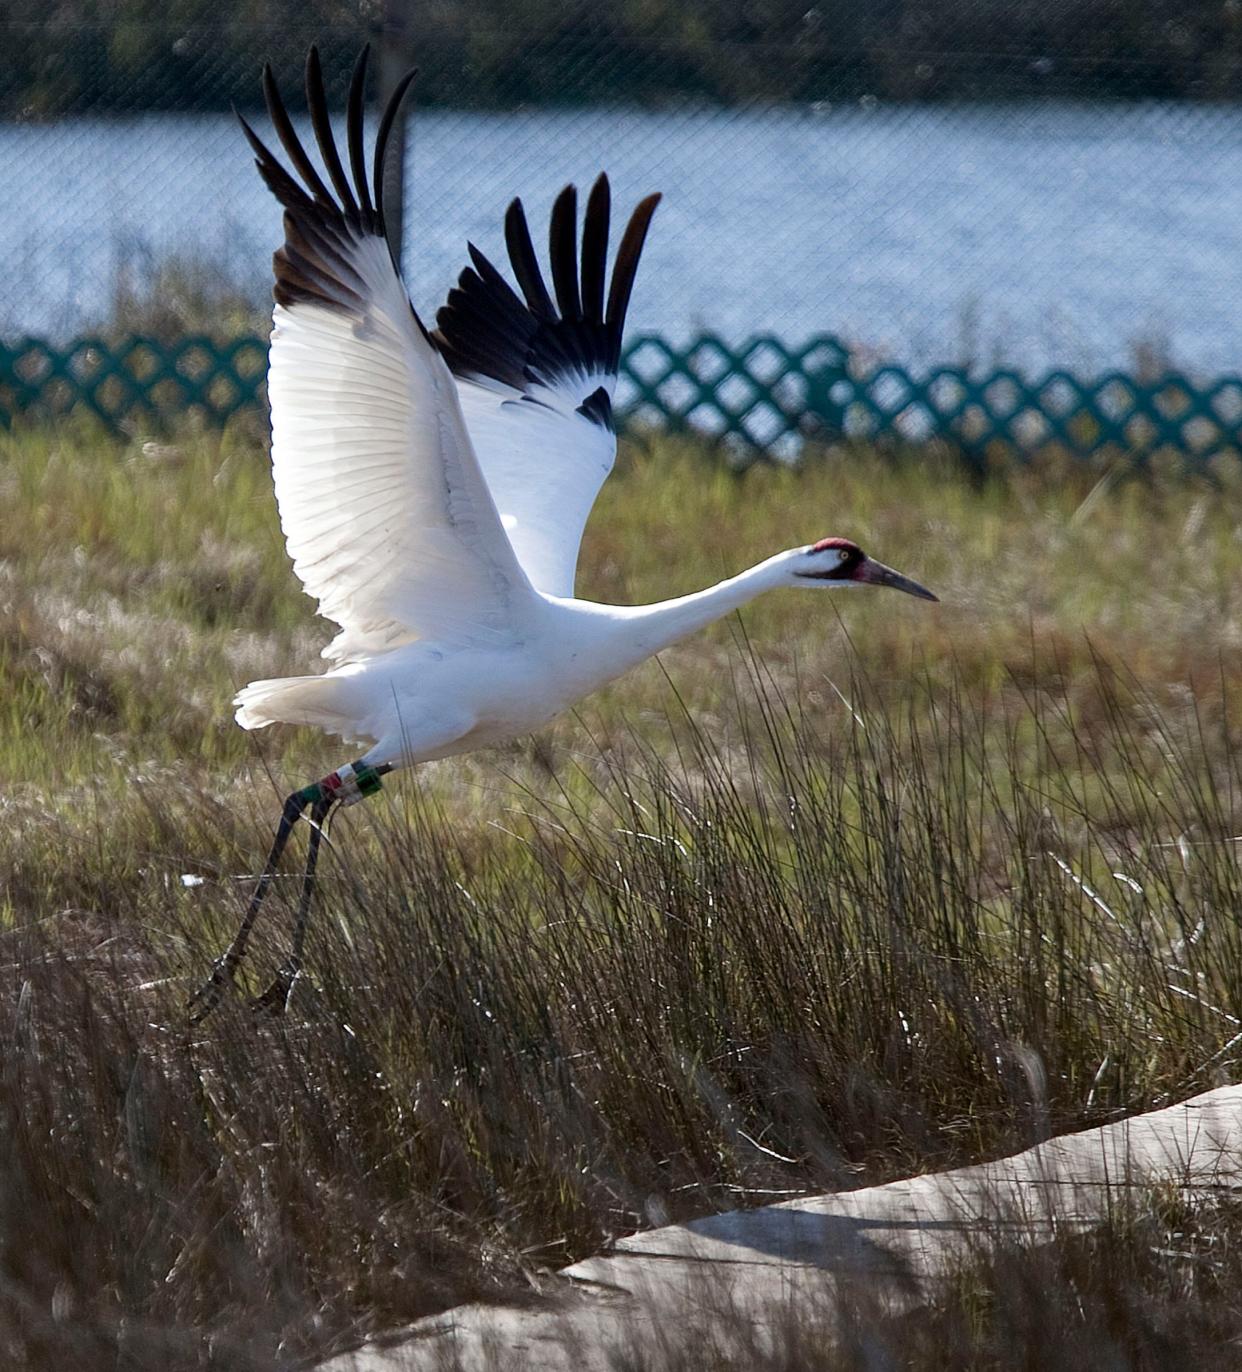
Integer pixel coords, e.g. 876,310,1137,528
858,558,939,602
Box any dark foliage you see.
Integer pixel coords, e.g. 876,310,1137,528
4,2,1242,118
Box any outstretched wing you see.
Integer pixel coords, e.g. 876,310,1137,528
433,176,661,598
243,47,537,663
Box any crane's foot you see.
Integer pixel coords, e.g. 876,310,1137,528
250,958,302,1017
187,955,238,1024
186,760,390,1027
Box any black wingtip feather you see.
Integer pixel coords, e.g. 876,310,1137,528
245,45,430,329
306,45,359,218
606,192,661,368
261,60,334,209
236,110,267,159
373,66,418,236
436,179,660,429
346,46,374,225
505,199,557,322
239,111,315,214
549,185,581,322
464,245,530,324
580,174,610,325
578,386,614,430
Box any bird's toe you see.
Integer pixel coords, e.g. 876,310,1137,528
250,960,302,1017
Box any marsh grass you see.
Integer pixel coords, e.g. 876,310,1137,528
2,423,1242,1365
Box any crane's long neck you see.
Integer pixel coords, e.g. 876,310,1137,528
599,550,796,672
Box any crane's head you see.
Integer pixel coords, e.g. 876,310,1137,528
793,537,938,601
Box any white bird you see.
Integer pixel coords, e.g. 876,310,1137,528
190,46,938,1019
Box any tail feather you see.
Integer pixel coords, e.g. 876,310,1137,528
234,673,360,735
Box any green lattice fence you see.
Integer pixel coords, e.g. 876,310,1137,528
623,335,1242,464
0,337,270,428
4,333,1242,464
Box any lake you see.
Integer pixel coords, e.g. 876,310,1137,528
2,100,1241,372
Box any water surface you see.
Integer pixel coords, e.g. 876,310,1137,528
2,101,1239,371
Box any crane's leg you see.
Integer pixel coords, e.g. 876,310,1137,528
250,790,333,1015
187,760,389,1023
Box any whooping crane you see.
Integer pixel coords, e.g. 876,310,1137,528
189,46,938,1021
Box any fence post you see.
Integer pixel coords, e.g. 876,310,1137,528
377,0,411,272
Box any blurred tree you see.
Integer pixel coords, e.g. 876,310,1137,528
1,0,1240,115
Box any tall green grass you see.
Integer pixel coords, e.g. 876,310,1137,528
2,422,1241,1365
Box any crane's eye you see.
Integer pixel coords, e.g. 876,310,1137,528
838,548,850,562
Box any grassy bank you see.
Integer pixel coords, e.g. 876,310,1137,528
2,423,1241,1365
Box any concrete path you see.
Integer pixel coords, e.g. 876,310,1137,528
319,1085,1242,1371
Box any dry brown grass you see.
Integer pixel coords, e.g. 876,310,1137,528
2,422,1242,1366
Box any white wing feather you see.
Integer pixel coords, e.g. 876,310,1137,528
268,243,535,661
453,376,616,598
434,179,660,599
244,64,538,664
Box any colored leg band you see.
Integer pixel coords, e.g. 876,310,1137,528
317,760,384,808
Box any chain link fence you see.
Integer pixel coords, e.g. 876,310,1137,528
3,8,1242,454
